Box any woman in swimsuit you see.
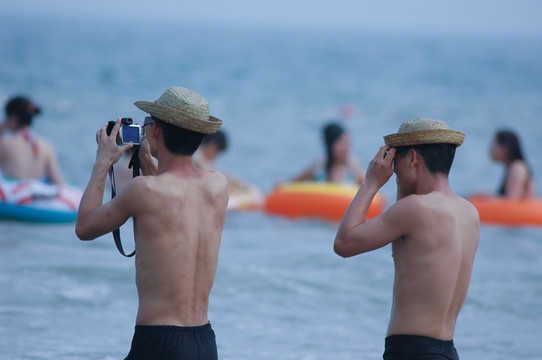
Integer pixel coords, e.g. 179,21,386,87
293,122,364,185
490,129,535,199
0,96,64,185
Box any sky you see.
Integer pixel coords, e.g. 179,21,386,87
2,0,542,37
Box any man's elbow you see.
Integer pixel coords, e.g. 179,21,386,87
333,238,354,258
75,222,96,241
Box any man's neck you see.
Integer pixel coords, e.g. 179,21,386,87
415,171,453,196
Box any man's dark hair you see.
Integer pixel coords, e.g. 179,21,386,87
153,116,206,155
395,143,457,175
202,130,228,152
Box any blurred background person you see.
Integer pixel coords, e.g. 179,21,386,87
292,122,364,185
194,129,228,171
490,129,535,199
194,129,263,210
0,96,64,185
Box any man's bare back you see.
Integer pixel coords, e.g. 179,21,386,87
126,171,228,326
76,145,228,327
386,191,479,340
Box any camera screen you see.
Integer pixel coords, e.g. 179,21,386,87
122,126,140,143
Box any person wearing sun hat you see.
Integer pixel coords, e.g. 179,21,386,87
334,118,479,360
76,86,228,360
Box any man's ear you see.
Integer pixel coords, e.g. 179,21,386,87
151,121,161,139
409,149,419,169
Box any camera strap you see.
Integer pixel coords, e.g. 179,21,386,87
128,146,141,178
108,147,141,258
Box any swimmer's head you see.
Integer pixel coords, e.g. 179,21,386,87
493,130,525,163
202,130,228,153
323,122,349,170
5,96,41,128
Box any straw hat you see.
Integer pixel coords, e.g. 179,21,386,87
134,86,222,134
384,118,464,147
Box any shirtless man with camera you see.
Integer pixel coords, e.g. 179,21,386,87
76,87,228,360
334,119,479,359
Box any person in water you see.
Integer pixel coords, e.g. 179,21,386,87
0,96,64,185
75,86,228,360
193,129,228,171
334,118,479,360
490,129,535,199
293,122,364,184
194,129,263,210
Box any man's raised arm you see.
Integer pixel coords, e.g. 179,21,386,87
76,118,132,240
334,146,397,257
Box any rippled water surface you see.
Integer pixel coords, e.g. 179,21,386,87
1,15,541,359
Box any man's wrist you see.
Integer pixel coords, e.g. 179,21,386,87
360,178,381,195
92,160,111,175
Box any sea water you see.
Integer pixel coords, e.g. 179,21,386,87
0,15,541,360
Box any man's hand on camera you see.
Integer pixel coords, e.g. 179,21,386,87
95,118,133,167
139,136,151,158
138,136,158,176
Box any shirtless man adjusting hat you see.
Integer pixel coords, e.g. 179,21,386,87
334,118,479,360
76,86,228,360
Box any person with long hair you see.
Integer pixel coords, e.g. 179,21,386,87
293,122,364,184
491,129,535,199
0,96,64,185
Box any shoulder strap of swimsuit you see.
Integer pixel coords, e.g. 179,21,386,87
314,159,327,181
21,129,39,157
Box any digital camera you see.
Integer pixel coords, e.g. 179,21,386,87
106,118,144,145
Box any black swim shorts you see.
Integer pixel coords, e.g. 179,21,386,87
124,323,217,360
383,334,459,360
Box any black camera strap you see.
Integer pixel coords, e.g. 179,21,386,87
108,147,140,257
128,146,141,178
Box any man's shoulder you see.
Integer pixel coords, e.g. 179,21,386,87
202,170,229,204
391,193,449,221
120,174,156,196
153,169,228,194
395,192,478,225
202,169,228,187
393,193,431,212
381,195,428,230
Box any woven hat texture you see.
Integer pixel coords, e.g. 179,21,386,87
134,86,222,134
384,118,464,147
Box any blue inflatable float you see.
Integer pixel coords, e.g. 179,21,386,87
0,178,81,223
0,202,78,223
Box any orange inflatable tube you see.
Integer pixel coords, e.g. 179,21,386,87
264,182,385,223
468,196,542,227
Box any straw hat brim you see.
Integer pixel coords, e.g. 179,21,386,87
384,129,465,147
134,101,222,134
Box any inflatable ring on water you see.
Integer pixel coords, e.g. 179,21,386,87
227,184,264,212
0,202,78,223
0,177,82,223
264,181,385,223
468,196,542,227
